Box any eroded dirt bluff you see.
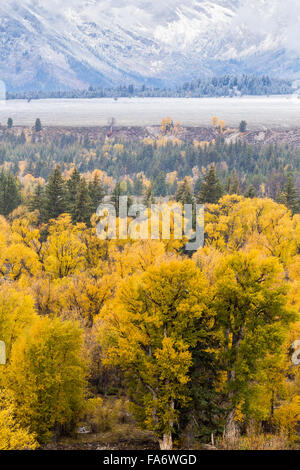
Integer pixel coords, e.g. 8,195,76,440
3,126,300,146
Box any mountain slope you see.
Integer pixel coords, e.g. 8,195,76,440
0,0,299,91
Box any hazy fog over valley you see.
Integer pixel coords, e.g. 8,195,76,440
1,95,300,128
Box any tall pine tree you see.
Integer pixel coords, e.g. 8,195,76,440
43,166,67,221
175,177,194,205
244,184,257,199
133,175,144,196
196,165,223,204
111,182,133,217
143,185,155,208
66,167,81,212
72,179,93,226
279,174,300,214
88,174,105,212
227,170,241,195
28,183,45,222
0,170,21,216
35,118,42,132
152,171,167,197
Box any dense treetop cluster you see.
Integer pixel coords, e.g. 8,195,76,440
0,195,299,449
0,123,300,450
6,75,293,100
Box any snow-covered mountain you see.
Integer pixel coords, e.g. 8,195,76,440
1,0,300,91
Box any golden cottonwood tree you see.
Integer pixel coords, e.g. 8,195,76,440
98,259,213,450
0,213,41,281
211,250,296,440
4,317,87,443
43,214,86,278
0,286,37,360
0,395,37,450
204,196,297,265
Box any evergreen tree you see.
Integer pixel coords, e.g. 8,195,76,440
279,174,300,214
194,177,202,195
111,182,133,217
18,131,26,145
0,170,21,216
88,175,105,212
227,170,241,195
181,339,223,443
66,167,81,211
7,118,13,129
152,171,167,197
284,175,300,214
28,183,45,221
133,175,144,196
35,119,42,132
72,179,93,226
143,185,155,208
196,165,223,204
12,161,19,176
175,177,194,205
244,184,257,199
110,182,122,216
239,120,247,133
43,166,67,221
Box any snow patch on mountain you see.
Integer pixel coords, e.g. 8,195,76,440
0,0,300,91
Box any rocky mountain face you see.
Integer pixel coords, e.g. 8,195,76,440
0,0,300,91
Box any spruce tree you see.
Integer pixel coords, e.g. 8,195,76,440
111,182,122,217
72,179,93,226
152,171,167,197
133,175,144,196
175,177,194,205
35,118,42,132
43,166,67,221
111,182,132,217
19,131,26,145
66,167,81,212
88,174,105,212
244,184,257,199
143,185,155,208
239,120,247,133
29,183,45,220
0,170,21,216
227,170,241,195
279,174,299,214
194,177,202,195
196,165,223,204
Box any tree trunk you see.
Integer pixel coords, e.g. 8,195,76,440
224,409,240,444
159,431,173,450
